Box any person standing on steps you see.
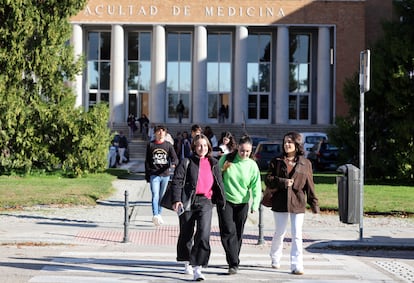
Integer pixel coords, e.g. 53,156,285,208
264,131,319,275
145,125,178,226
217,135,262,275
170,134,226,281
117,131,129,164
176,100,185,124
127,113,136,139
137,114,149,140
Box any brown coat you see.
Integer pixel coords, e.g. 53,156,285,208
264,156,319,214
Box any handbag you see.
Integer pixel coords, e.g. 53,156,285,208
261,160,281,207
261,187,275,207
160,158,190,211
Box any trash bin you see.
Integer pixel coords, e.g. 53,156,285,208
336,164,360,224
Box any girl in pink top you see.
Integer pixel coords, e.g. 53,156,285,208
170,134,226,281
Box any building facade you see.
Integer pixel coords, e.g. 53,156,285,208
69,0,389,126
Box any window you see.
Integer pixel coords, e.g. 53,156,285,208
167,32,192,120
207,32,232,120
87,31,111,108
127,31,151,117
289,34,310,120
247,33,271,120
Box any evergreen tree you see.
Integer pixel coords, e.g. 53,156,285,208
330,0,414,181
0,0,111,176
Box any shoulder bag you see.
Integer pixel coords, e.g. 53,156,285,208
160,158,190,211
261,159,281,207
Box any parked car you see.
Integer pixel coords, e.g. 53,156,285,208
250,136,269,151
307,141,339,171
253,141,283,170
299,132,328,157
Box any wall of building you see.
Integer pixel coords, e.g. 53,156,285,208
71,0,373,123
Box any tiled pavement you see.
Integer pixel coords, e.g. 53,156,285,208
0,160,413,282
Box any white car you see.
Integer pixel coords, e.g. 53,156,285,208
299,132,328,157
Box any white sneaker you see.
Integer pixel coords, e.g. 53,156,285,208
157,215,164,225
184,263,193,275
193,266,205,281
291,269,304,275
152,215,160,226
271,261,280,269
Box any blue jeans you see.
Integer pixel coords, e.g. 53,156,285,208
150,175,170,216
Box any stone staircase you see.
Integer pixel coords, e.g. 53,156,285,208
112,123,332,160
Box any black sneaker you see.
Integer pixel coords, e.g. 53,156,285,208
228,266,238,275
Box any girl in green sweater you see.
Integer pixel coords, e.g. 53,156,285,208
217,135,262,275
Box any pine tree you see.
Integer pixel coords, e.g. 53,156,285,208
0,1,111,176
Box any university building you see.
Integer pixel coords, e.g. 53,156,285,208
69,0,394,127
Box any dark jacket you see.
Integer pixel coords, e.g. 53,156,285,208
145,140,178,181
264,156,319,214
170,155,226,210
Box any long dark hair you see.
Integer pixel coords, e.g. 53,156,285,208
220,131,237,152
282,131,305,157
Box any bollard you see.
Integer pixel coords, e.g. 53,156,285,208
257,204,265,245
123,190,129,243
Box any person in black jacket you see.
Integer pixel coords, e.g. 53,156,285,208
170,134,226,281
117,131,129,164
145,125,178,226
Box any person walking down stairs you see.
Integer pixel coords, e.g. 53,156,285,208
145,125,179,226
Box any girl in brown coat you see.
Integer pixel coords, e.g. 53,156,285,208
264,131,319,275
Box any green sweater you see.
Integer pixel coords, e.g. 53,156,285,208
219,153,262,211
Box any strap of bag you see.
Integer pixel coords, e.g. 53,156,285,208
276,158,281,177
181,158,190,188
181,158,192,211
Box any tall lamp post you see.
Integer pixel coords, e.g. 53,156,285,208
358,49,370,241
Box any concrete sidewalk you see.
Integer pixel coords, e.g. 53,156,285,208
0,159,413,282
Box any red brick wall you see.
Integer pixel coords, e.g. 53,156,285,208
71,0,392,119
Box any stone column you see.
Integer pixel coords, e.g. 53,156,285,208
192,25,207,123
150,25,166,123
110,24,125,124
275,26,289,124
233,26,248,124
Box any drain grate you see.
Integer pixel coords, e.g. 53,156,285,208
375,261,414,283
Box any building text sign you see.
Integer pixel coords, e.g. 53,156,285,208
71,0,312,25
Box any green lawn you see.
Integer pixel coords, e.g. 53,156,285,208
0,173,116,209
0,171,413,217
313,173,414,216
261,172,414,216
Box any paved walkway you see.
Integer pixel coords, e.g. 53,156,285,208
0,160,413,282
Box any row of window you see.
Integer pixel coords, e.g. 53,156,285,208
86,30,311,122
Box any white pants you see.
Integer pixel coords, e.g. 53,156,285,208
270,212,304,272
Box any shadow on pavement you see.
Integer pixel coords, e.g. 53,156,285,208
1,213,96,227
306,237,414,260
0,257,195,281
